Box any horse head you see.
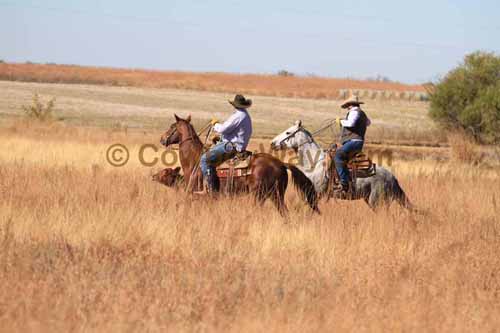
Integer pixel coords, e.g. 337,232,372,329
160,114,195,147
271,120,311,151
160,122,179,147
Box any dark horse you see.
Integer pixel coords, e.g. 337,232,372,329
160,114,319,216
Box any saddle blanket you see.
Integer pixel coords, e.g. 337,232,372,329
216,152,252,178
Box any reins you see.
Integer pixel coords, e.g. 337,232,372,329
164,120,212,148
161,119,215,192
179,136,193,146
182,121,213,192
278,122,337,198
279,119,337,149
310,119,337,136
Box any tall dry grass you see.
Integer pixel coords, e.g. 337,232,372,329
0,128,499,332
0,63,425,101
448,131,486,165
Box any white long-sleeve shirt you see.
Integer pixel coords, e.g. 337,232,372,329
340,106,371,128
213,109,252,152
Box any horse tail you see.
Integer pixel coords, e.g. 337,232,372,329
285,163,320,214
391,177,412,209
391,176,428,216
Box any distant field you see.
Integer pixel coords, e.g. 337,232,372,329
0,80,437,145
0,63,427,101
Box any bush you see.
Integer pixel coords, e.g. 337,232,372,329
429,51,500,144
367,74,392,83
277,70,295,77
22,93,56,121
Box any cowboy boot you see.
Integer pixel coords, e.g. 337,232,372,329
193,170,217,195
207,170,215,193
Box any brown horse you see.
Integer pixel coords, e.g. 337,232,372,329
160,114,319,216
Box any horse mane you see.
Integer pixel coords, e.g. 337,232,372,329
300,127,322,149
302,127,316,143
301,127,314,141
179,119,203,148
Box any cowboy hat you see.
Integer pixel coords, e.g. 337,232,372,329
229,94,252,109
341,95,364,109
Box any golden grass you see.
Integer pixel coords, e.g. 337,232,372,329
447,131,487,165
0,63,425,101
1,126,500,332
0,80,437,145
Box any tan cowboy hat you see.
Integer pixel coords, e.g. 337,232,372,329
341,95,364,109
229,94,252,109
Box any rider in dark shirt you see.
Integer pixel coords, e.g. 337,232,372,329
334,95,371,194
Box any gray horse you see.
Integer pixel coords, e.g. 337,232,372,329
271,121,415,210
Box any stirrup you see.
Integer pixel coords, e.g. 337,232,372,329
333,183,349,192
193,179,210,195
331,183,349,199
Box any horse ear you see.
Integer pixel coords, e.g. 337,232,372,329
186,115,191,123
174,166,181,173
295,120,302,127
174,114,180,122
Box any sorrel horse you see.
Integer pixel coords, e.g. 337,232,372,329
152,167,183,188
160,114,319,215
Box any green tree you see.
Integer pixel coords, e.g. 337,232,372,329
429,51,500,144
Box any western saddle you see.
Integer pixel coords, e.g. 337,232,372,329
216,150,253,179
209,142,376,199
326,144,376,199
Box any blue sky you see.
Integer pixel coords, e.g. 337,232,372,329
2,0,499,83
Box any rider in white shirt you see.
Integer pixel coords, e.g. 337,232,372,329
198,94,253,193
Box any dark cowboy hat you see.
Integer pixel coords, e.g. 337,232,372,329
229,95,252,109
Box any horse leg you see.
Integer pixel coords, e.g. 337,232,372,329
250,174,274,208
368,186,393,211
253,185,268,207
366,185,380,210
270,181,288,217
364,194,376,212
277,169,290,217
248,157,291,218
252,178,288,217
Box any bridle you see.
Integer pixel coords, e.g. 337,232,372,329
278,126,313,149
161,124,176,146
178,131,194,146
162,123,194,147
278,125,330,182
179,122,196,146
160,119,211,193
278,120,337,149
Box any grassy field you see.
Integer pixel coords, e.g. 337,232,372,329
0,63,426,101
0,124,499,332
0,80,437,145
1,80,499,331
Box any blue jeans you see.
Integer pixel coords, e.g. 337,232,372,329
200,142,236,178
335,140,364,186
